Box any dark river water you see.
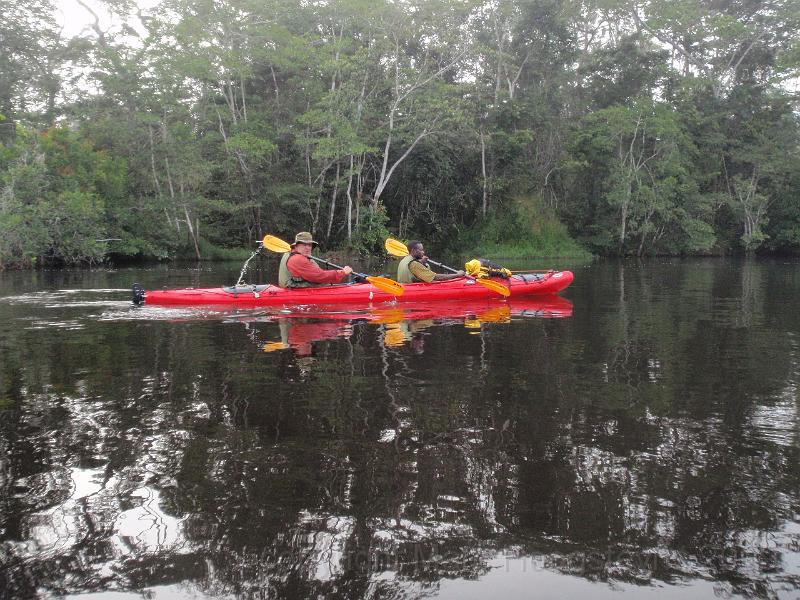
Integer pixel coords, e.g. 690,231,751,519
1,258,799,600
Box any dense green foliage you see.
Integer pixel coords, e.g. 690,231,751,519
1,0,799,266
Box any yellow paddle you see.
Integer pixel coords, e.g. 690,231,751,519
262,235,404,297
384,238,511,297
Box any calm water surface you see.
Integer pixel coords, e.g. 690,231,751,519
1,258,799,599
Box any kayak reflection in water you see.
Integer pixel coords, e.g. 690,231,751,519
263,319,354,357
260,296,573,356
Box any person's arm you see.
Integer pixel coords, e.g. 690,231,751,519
413,257,464,281
433,272,465,281
407,260,436,283
287,254,349,284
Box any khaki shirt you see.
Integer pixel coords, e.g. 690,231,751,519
408,260,436,283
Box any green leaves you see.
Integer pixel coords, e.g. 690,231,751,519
46,191,107,263
565,97,717,255
1,0,799,265
227,133,277,162
0,128,116,265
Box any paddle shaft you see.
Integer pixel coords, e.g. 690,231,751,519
309,255,367,279
421,256,552,275
424,258,459,274
426,254,552,275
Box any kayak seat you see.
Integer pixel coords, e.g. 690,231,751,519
222,284,273,294
512,273,546,282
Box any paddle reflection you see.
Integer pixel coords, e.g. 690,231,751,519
258,296,572,354
262,319,355,356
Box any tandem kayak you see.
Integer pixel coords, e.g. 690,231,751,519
133,271,573,307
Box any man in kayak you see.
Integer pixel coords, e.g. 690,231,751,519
278,231,354,288
397,241,465,283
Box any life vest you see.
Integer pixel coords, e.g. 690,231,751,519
397,255,421,283
278,252,315,288
464,258,512,279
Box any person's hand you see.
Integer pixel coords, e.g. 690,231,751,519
456,270,465,277
343,266,353,275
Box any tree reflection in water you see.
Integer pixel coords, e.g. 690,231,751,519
1,260,799,599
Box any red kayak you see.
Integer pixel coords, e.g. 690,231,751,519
133,271,573,307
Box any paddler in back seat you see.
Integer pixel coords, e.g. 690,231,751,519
278,231,353,288
397,241,465,283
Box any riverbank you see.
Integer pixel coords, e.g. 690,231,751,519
452,196,593,260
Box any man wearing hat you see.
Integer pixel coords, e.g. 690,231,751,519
278,231,353,288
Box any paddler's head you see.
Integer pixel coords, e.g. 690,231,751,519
291,231,319,256
408,241,425,260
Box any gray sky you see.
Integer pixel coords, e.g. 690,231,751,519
53,0,157,38
54,0,114,37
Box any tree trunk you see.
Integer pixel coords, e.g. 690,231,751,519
619,177,631,255
327,163,340,240
148,125,162,198
269,65,280,107
164,156,180,233
480,129,488,217
346,154,354,240
240,70,247,123
183,204,201,260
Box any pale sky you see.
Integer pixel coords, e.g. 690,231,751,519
53,0,158,38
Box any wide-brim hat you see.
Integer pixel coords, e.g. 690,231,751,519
291,231,319,247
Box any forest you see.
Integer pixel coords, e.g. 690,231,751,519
1,0,799,267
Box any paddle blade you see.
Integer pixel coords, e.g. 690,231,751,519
262,235,291,253
367,276,404,296
385,238,409,257
262,341,289,352
371,308,406,324
383,325,408,347
477,305,512,323
476,278,511,297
